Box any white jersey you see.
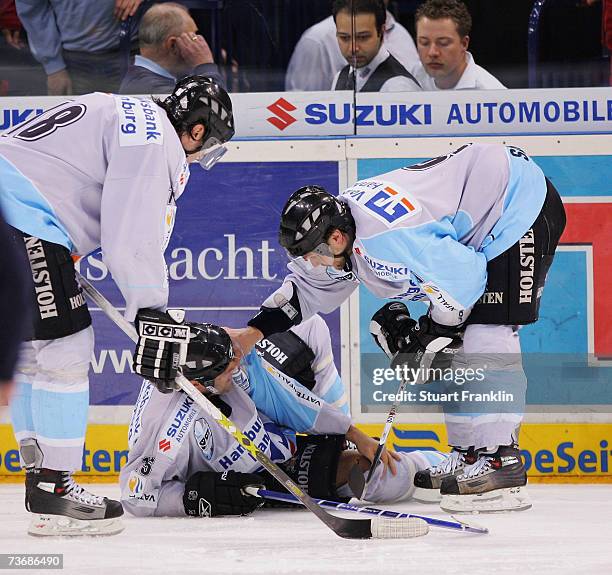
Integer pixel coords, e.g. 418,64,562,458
270,143,547,326
120,316,352,517
0,93,189,320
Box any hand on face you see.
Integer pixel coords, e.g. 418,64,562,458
175,32,214,69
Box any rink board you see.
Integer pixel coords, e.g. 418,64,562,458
1,423,611,481
0,129,610,480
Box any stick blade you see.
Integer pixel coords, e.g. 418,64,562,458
370,517,429,539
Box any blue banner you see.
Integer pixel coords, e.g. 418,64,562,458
83,161,341,405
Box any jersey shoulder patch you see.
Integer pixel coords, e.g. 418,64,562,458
114,95,164,147
342,179,421,226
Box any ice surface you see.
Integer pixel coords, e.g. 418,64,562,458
0,484,611,575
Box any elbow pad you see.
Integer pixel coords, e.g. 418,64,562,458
248,282,302,338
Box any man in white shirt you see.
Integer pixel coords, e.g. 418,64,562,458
411,0,505,91
285,0,419,91
331,0,420,93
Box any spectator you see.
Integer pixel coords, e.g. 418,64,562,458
15,0,143,95
0,209,31,406
286,0,419,91
332,0,420,92
412,0,505,90
1,0,24,50
120,2,223,94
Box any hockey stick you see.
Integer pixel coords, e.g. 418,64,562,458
348,358,432,500
249,488,489,534
77,272,423,539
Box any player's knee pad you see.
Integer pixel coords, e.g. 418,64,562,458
262,434,349,504
34,325,94,385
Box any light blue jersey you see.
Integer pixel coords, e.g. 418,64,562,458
275,143,547,326
242,316,351,436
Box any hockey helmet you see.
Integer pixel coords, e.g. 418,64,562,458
160,75,234,170
279,185,355,258
182,323,234,384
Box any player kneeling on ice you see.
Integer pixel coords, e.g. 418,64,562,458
0,75,235,536
123,315,445,517
227,143,566,513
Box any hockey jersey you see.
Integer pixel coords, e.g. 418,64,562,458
120,316,351,517
0,93,189,320
276,143,547,326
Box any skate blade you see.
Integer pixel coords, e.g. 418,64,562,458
440,485,532,514
412,486,442,503
28,514,124,537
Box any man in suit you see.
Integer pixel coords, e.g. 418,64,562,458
120,2,223,94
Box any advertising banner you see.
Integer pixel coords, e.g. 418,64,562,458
77,160,341,406
3,87,612,138
355,87,612,136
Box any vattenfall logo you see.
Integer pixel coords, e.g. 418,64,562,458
265,98,433,131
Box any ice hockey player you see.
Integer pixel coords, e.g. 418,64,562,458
121,315,445,518
0,75,234,535
221,143,566,512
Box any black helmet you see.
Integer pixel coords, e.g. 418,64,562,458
279,186,355,258
182,323,234,384
158,75,235,169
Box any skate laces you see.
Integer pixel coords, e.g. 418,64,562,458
62,474,105,507
461,454,493,479
431,449,466,475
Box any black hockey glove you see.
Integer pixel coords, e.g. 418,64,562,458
133,308,190,393
183,470,265,517
370,302,464,378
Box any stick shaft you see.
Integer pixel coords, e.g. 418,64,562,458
254,489,488,534
364,361,431,486
77,272,372,538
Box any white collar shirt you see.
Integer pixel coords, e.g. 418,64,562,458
411,52,506,91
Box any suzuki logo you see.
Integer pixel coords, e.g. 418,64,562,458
158,438,171,453
266,98,297,131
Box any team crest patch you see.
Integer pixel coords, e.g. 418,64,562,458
194,418,214,460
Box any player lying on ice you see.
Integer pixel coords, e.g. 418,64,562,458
219,143,567,513
121,315,446,517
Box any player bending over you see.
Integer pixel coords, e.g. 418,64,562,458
121,315,444,517
0,75,234,535
221,143,566,512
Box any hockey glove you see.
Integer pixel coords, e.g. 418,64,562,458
183,470,265,517
133,308,190,393
369,302,416,358
370,302,464,379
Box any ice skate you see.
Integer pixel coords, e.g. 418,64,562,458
413,447,477,502
26,469,124,536
440,446,531,513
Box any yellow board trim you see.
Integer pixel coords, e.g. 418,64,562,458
1,423,611,482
